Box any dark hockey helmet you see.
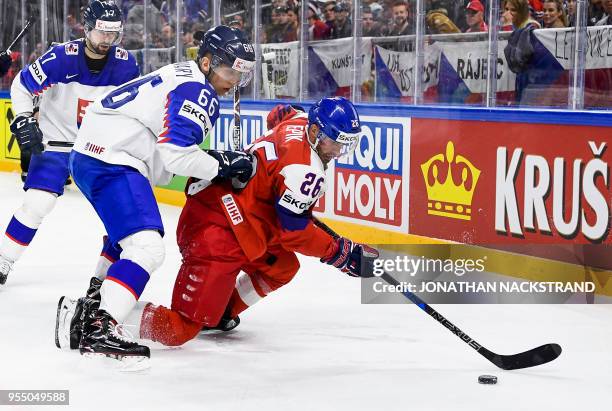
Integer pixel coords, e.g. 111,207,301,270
308,97,362,157
197,25,256,87
83,0,123,52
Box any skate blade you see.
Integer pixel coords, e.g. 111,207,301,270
82,352,151,373
55,296,77,350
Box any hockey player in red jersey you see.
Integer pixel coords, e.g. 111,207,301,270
58,97,379,348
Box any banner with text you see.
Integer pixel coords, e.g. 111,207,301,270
409,118,611,245
308,37,373,98
261,41,301,98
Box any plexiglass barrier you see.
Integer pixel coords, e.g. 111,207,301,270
1,0,610,110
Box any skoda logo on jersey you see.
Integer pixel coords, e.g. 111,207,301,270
28,61,47,85
279,190,314,214
179,100,210,135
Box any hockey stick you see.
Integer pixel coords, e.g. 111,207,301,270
232,86,242,150
312,217,562,370
5,17,35,54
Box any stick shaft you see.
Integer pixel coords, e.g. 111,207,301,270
232,86,241,150
6,18,34,53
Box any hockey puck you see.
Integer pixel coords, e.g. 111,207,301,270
478,375,497,385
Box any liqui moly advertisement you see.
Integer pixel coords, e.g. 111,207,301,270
326,116,411,232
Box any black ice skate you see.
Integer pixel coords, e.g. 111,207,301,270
0,256,12,285
79,308,150,362
55,297,99,350
55,277,104,349
85,276,103,299
201,312,240,333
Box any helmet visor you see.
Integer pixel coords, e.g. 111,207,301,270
318,130,360,158
211,55,255,88
86,20,123,47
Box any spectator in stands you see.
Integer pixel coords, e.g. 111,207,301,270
567,0,577,26
384,1,413,36
308,2,331,40
428,0,467,31
265,7,289,43
182,24,196,48
160,23,175,48
542,0,568,28
184,0,209,24
228,14,252,41
285,7,299,41
426,8,460,34
331,2,353,38
501,3,514,30
504,0,546,105
529,0,544,25
28,43,45,64
595,0,612,25
588,0,606,25
465,1,488,32
67,14,85,40
323,1,337,33
362,7,382,36
367,1,384,21
124,3,165,49
503,0,541,29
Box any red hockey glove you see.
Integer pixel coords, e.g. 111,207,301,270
321,237,379,278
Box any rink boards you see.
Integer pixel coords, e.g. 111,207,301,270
1,93,611,287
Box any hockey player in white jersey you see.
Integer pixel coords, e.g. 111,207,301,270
63,25,257,363
0,1,139,286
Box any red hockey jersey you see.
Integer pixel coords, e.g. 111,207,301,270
185,113,336,262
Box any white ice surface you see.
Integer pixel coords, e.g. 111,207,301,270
0,171,610,411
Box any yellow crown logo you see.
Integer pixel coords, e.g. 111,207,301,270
420,141,481,221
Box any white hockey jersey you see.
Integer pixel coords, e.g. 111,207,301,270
11,39,139,145
73,60,221,186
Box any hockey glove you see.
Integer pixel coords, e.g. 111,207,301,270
0,51,11,77
266,104,305,130
321,237,379,278
10,115,44,154
207,150,256,185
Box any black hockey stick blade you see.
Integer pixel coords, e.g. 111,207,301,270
481,343,562,370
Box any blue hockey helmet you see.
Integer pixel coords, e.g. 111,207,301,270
198,25,256,87
308,97,362,157
83,0,123,52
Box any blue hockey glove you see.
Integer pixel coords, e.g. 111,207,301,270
321,237,380,278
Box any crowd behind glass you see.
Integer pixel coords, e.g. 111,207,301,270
1,0,610,109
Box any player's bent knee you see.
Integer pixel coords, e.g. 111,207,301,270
141,303,201,346
118,230,165,274
16,189,58,226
